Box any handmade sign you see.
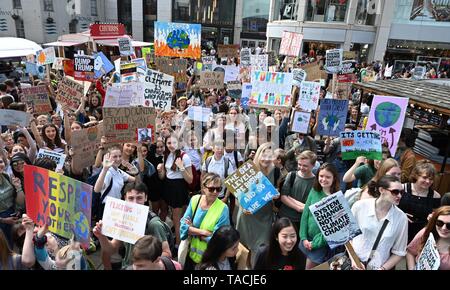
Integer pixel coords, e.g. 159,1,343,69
325,49,343,74
24,165,92,248
22,85,52,114
154,21,201,59
74,55,95,81
188,106,212,123
241,83,252,110
56,77,84,111
52,57,65,70
317,99,349,136
104,85,134,107
63,59,75,77
102,197,149,244
240,48,251,67
139,69,174,111
92,52,114,79
36,47,56,65
366,96,409,156
142,46,154,64
0,109,30,127
218,44,239,58
202,56,216,71
227,80,242,99
279,31,303,57
137,128,152,143
199,71,225,89
71,123,104,171
304,61,328,81
130,58,147,76
223,161,279,214
290,111,311,134
340,130,382,160
339,60,357,75
212,65,239,83
118,37,134,56
309,191,362,249
155,57,188,83
250,55,268,72
37,149,67,170
111,82,145,107
415,233,440,270
292,69,307,87
299,81,321,111
250,71,293,108
103,107,156,143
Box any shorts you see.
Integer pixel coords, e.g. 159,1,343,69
298,240,329,264
162,178,189,208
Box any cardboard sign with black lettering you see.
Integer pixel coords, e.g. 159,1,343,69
56,77,84,111
218,44,239,58
139,69,174,111
309,191,362,249
416,233,440,270
102,107,156,143
240,48,251,67
325,49,343,74
200,71,225,89
22,85,52,114
71,123,104,171
37,149,66,170
155,57,188,83
118,37,133,56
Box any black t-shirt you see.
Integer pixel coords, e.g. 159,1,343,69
253,245,304,270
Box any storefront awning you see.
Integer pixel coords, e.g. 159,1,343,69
43,40,87,47
0,37,43,58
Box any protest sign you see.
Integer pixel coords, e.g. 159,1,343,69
325,49,343,74
56,77,84,111
339,60,357,75
154,21,201,59
412,66,426,80
309,191,362,249
63,59,75,77
317,99,349,136
137,128,153,143
340,130,382,160
188,106,212,122
202,56,216,71
103,107,156,143
0,109,30,127
239,66,251,83
218,44,239,58
130,58,147,76
227,80,242,99
52,57,65,70
343,51,356,60
292,69,307,87
250,55,268,72
250,71,293,108
415,233,440,270
71,124,104,171
366,96,409,156
290,111,311,134
104,85,135,107
93,52,114,79
102,197,149,244
384,65,393,78
118,37,134,56
74,55,95,81
36,47,56,65
139,69,174,111
241,83,252,109
24,165,92,248
299,81,321,111
223,161,279,214
112,82,145,107
240,48,251,67
37,149,66,170
279,31,303,57
200,71,225,89
22,85,52,114
142,47,154,64
155,57,188,83
213,65,239,82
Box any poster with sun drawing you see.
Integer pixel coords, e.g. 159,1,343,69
317,99,349,137
154,21,201,59
290,111,311,134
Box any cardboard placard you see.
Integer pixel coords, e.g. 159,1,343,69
290,111,311,134
56,77,84,111
22,85,52,114
36,47,56,65
250,55,268,72
93,52,115,79
218,44,239,58
0,109,30,127
299,81,321,111
118,37,134,56
74,55,95,81
187,106,212,122
36,149,67,170
240,48,251,67
292,68,307,87
155,57,188,83
71,123,104,171
325,49,343,74
199,71,225,89
154,21,201,59
279,31,303,57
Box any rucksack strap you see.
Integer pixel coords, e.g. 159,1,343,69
205,156,212,172
224,157,230,179
233,150,239,168
161,256,176,270
99,178,114,203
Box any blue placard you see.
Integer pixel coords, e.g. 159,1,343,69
93,52,114,79
317,99,348,136
236,172,279,214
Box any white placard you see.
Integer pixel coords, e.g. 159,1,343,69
291,111,311,134
416,233,440,270
188,106,212,122
139,69,174,111
37,149,67,170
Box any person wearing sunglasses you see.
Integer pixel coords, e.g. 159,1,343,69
180,172,230,270
350,175,408,270
406,205,450,270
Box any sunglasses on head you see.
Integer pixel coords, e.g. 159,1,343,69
205,186,222,193
436,220,450,229
386,188,405,196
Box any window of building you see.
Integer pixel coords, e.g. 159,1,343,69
143,0,157,42
118,0,132,34
15,18,25,38
242,0,270,35
172,0,235,26
306,0,348,22
13,0,22,9
69,19,77,34
91,0,98,16
355,0,376,25
278,0,298,20
43,0,53,12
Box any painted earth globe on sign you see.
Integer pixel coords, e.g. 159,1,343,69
167,29,190,50
374,102,401,128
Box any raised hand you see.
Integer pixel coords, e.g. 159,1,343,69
102,153,113,169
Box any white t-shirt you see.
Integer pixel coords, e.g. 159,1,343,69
165,152,192,180
351,198,408,269
224,151,243,170
201,155,234,198
101,167,131,203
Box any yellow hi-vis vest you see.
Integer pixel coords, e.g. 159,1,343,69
189,195,227,263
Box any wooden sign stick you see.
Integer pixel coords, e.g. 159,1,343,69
345,241,364,269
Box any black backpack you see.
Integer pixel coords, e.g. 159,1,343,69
88,169,113,222
147,211,176,256
160,256,177,270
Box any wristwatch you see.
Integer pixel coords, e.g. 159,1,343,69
180,167,186,172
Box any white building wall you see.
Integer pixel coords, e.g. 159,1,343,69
234,0,243,45
132,0,143,40
0,1,17,38
157,0,171,22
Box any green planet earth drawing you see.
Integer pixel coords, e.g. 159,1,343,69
374,102,401,128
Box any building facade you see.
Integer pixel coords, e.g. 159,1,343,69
267,0,450,63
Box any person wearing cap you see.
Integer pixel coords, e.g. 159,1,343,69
245,116,277,161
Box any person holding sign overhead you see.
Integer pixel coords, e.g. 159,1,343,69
406,206,450,270
350,176,408,270
299,163,340,269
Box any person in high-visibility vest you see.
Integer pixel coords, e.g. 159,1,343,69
180,172,230,270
